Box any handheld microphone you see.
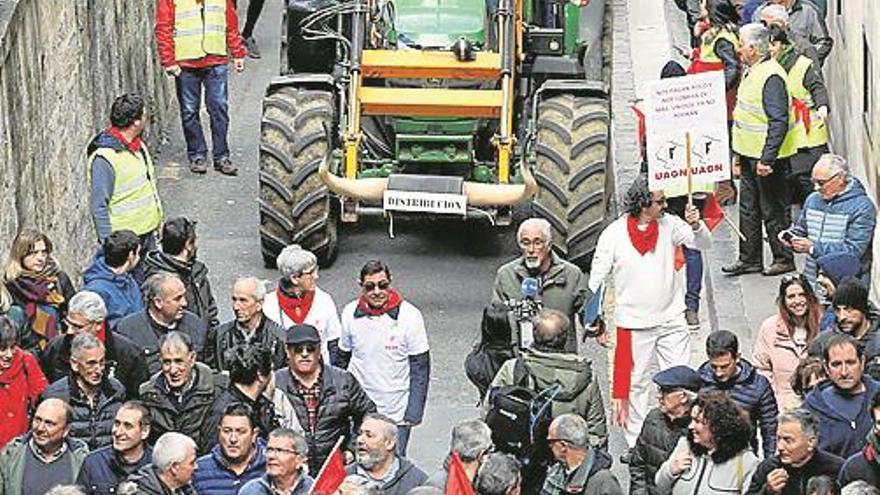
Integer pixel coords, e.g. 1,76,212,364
521,278,539,299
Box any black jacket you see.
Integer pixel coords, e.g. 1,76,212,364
202,384,279,451
126,464,196,495
143,251,219,329
760,72,790,166
745,450,844,495
115,309,207,376
275,365,376,474
42,375,126,450
139,362,229,454
76,445,153,495
39,330,149,400
699,358,779,458
629,408,690,495
204,316,287,372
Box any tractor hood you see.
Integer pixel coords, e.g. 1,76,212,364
394,0,485,48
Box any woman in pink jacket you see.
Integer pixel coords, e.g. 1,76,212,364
753,274,822,409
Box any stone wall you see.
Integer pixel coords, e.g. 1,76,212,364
0,0,175,275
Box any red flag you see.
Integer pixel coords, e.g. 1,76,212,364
702,193,724,232
792,97,812,134
446,452,476,495
311,437,347,495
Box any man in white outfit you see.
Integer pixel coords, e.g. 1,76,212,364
263,245,342,365
588,175,712,454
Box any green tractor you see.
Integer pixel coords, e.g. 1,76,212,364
258,0,613,268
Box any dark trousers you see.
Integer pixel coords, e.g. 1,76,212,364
787,144,828,207
738,156,793,266
175,65,230,163
397,425,412,456
684,246,702,312
240,0,267,39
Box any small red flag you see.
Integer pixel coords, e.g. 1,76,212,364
446,452,476,495
311,437,347,495
702,194,724,232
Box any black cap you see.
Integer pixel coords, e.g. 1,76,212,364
285,324,321,346
653,365,702,392
832,277,869,314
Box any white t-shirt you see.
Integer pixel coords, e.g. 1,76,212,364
339,299,430,422
263,286,342,363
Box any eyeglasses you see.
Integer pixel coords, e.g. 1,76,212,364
363,280,390,291
298,266,317,277
292,344,318,354
811,172,840,187
652,197,668,206
266,446,300,456
76,358,106,369
781,273,808,285
65,319,92,331
547,438,568,446
518,238,547,249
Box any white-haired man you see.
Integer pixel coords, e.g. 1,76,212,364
491,217,590,352
783,153,877,288
750,0,832,66
263,245,342,365
425,419,493,490
205,277,287,371
543,414,622,494
40,291,148,400
127,432,198,494
723,22,799,278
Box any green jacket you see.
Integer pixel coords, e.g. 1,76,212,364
488,348,608,449
542,448,622,495
0,435,89,495
491,253,591,351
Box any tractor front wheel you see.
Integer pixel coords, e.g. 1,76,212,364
532,94,610,270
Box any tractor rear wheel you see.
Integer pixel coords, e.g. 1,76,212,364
259,87,338,268
532,94,610,269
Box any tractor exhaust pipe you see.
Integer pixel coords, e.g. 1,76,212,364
318,157,538,207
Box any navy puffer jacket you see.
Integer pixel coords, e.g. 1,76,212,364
698,358,779,458
42,375,126,450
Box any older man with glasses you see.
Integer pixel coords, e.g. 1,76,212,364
263,245,342,365
491,217,590,353
338,260,430,456
274,324,376,475
781,153,877,288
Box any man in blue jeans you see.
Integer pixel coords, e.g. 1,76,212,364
156,0,247,176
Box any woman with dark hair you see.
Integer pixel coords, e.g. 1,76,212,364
465,302,515,400
3,228,76,353
0,315,48,449
690,0,741,110
656,391,759,494
754,274,822,408
789,356,827,406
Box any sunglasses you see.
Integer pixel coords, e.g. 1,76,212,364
363,280,390,291
292,344,318,354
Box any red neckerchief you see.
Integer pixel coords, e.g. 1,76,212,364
107,126,142,153
96,321,106,344
627,216,659,255
356,288,403,317
277,288,315,325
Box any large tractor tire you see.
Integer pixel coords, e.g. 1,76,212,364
259,87,338,268
532,94,610,269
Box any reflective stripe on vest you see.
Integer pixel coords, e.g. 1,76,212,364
731,59,800,159
699,28,740,64
787,55,829,149
173,0,228,62
87,147,163,235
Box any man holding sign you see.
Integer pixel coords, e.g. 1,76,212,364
722,23,800,277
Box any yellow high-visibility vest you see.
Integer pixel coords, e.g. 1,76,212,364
732,58,800,160
787,54,829,149
87,147,163,236
699,28,740,64
173,0,228,62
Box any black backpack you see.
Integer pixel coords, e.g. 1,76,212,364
485,359,561,469
464,344,516,400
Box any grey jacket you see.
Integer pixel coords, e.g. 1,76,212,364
752,0,832,65
541,448,622,495
492,252,590,351
655,437,759,495
0,435,90,495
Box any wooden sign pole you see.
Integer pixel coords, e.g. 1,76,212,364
686,132,693,206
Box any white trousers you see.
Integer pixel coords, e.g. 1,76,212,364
624,317,691,447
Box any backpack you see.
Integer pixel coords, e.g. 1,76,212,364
464,344,515,400
485,358,561,469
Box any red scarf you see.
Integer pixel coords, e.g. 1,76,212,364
107,126,142,153
277,289,315,325
627,216,659,255
356,289,403,317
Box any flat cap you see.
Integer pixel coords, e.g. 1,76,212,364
285,324,321,346
653,365,701,392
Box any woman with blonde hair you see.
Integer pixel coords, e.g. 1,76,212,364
754,274,822,408
3,228,75,352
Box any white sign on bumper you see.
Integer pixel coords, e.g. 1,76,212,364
383,190,467,216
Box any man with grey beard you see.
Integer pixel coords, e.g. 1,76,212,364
491,218,590,353
344,414,426,495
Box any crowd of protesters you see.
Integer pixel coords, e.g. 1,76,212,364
2,0,880,494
